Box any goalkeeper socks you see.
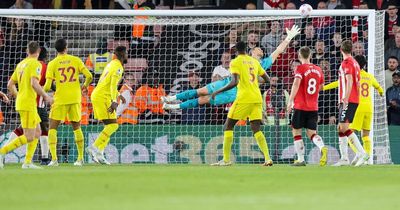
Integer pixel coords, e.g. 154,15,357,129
294,135,305,162
222,130,234,162
338,132,349,160
0,135,28,155
179,98,199,109
310,134,325,150
362,136,371,156
48,129,58,161
254,131,271,161
345,130,365,155
40,135,49,159
25,138,38,164
73,129,85,161
176,89,198,101
93,123,119,150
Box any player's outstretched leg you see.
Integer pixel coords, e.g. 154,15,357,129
162,86,209,104
211,118,237,166
251,120,272,167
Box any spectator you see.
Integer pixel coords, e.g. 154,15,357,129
298,23,316,51
10,0,33,9
246,2,257,10
352,41,366,56
312,1,336,40
181,72,206,124
262,0,286,9
311,39,329,65
290,0,318,9
385,1,399,40
385,56,399,88
134,71,167,124
92,0,110,9
319,59,333,82
114,0,133,9
117,73,139,125
283,3,302,30
385,32,400,65
318,59,337,125
327,0,341,9
263,76,289,125
62,0,85,9
2,18,32,67
364,0,395,10
329,32,342,59
386,71,400,125
0,1,14,8
261,20,282,56
85,38,113,83
32,0,52,9
223,28,238,54
246,30,261,54
212,52,231,82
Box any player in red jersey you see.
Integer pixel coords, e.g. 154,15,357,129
333,40,369,167
7,47,51,165
287,46,328,166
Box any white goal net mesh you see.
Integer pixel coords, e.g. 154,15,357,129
0,11,391,164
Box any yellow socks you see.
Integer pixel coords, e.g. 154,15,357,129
48,129,58,161
254,131,271,161
222,130,234,163
362,136,371,156
0,135,28,155
25,138,38,164
73,129,84,161
93,123,119,151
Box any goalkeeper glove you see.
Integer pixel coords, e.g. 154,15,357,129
285,25,301,42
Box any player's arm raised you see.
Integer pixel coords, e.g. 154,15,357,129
270,25,300,63
287,77,301,113
211,73,239,100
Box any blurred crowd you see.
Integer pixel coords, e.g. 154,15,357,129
0,0,400,126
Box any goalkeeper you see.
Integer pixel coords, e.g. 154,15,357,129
323,55,383,165
162,25,301,110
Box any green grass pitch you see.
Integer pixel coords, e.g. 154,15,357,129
1,164,399,210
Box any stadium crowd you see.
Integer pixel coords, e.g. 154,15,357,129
0,0,400,126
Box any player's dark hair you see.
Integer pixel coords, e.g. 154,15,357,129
299,46,312,59
388,56,399,61
55,38,67,53
340,40,352,54
115,45,127,61
27,41,40,55
38,46,47,61
236,41,246,54
247,30,257,35
354,55,367,69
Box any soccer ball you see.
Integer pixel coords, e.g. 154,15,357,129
299,4,313,18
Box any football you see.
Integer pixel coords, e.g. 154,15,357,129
299,4,313,18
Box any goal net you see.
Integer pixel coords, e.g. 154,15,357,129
0,9,391,164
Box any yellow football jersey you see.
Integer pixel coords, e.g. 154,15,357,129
11,57,41,111
46,54,92,105
91,59,124,102
323,69,383,113
357,70,384,112
230,54,265,104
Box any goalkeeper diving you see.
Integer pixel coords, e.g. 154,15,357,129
162,25,301,109
323,55,384,165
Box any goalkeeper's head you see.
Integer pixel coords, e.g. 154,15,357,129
55,38,68,54
115,45,128,64
354,55,367,70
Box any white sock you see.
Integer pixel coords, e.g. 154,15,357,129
168,95,177,101
347,132,366,155
168,104,180,109
311,134,325,150
40,136,49,159
294,139,305,162
339,136,349,160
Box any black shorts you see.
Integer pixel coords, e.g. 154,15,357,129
291,109,318,130
37,107,49,123
339,103,358,123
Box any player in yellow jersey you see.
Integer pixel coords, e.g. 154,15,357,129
87,46,127,165
210,41,274,166
323,55,383,165
44,39,93,167
0,41,53,169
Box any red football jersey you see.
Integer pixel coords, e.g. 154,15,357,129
36,61,47,108
293,64,324,111
339,57,360,104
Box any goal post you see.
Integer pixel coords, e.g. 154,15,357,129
0,9,391,164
